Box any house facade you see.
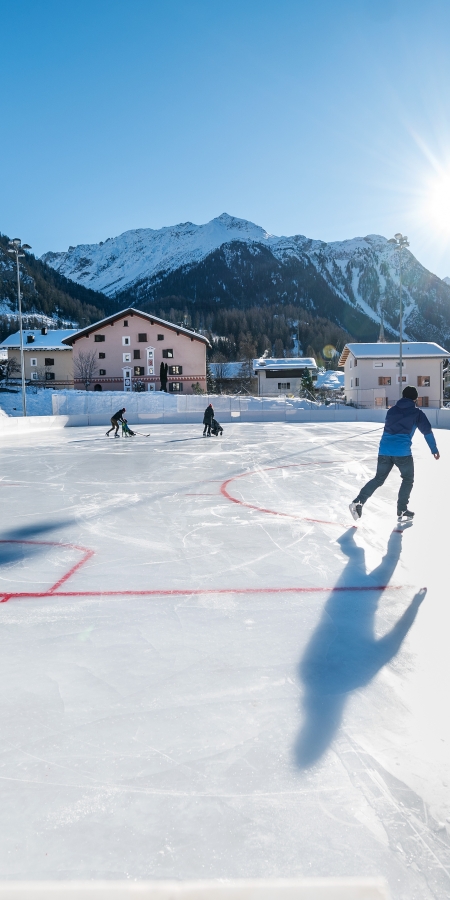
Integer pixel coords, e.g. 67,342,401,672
0,328,77,387
63,309,210,393
339,342,449,408
253,357,318,397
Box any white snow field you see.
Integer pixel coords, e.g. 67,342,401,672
0,421,449,898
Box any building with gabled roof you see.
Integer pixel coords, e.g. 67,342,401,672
0,327,77,387
62,308,211,393
338,342,449,408
253,357,318,397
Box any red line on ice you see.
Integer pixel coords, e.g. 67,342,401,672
1,585,404,602
0,539,94,603
220,463,352,527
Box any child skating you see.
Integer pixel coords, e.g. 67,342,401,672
121,418,136,437
349,385,440,523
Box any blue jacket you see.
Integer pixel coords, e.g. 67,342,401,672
378,398,438,456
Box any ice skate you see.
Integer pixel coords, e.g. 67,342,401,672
349,501,363,521
397,509,414,522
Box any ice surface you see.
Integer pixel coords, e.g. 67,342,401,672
0,422,449,898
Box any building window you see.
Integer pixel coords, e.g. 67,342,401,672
123,320,128,327
45,358,54,366
45,372,55,381
349,360,352,368
417,376,430,387
122,336,130,346
157,334,164,341
133,349,141,359
417,396,429,407
354,359,357,366
378,376,391,385
168,382,183,392
99,369,106,376
138,333,147,342
355,377,359,386
162,349,173,358
99,352,106,359
134,366,144,376
375,397,384,407
31,372,38,380
147,367,154,375
374,362,383,368
30,358,37,366
169,365,183,375
123,353,131,362
397,375,407,383
94,335,105,342
277,382,290,389
350,378,353,387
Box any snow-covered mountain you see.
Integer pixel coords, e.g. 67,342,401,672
42,213,450,344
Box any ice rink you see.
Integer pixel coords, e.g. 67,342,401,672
0,421,449,899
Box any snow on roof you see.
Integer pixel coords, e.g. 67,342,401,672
339,342,450,366
0,329,77,350
253,357,317,371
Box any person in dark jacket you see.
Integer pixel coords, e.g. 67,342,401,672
349,386,440,522
203,403,214,436
106,408,126,437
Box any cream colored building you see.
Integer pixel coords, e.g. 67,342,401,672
0,328,76,387
339,342,449,408
253,357,318,396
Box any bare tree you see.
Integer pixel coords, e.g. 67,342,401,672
0,357,20,386
74,350,98,390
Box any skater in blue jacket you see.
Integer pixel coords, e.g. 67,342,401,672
349,386,440,523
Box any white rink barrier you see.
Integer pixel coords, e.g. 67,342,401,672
47,390,450,428
0,879,390,899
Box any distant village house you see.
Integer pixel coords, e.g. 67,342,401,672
339,342,449,408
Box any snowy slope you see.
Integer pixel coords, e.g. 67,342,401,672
41,214,450,343
42,214,281,297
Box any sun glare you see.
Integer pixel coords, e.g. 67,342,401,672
421,171,450,239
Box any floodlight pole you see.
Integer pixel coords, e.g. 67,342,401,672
7,239,32,417
388,233,410,398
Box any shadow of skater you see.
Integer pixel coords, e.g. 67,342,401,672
294,527,425,768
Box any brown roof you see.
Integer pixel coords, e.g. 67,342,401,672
62,308,211,347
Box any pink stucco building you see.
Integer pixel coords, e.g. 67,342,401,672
63,308,210,393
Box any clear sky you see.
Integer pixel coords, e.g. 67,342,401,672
1,0,450,278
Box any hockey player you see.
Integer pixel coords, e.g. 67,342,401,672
106,408,126,437
349,385,440,523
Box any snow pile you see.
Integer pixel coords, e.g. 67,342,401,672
0,388,54,417
315,371,345,391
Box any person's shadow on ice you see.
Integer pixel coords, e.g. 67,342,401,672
294,527,425,768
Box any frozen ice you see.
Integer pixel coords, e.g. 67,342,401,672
0,421,449,898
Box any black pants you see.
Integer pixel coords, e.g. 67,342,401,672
203,424,211,435
354,454,414,514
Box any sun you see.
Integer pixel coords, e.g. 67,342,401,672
421,171,450,239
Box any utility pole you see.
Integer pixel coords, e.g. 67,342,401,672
7,238,32,416
388,233,409,397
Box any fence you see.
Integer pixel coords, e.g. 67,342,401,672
50,391,450,429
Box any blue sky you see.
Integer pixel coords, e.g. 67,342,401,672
1,0,450,277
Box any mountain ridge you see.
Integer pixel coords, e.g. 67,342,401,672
41,213,450,346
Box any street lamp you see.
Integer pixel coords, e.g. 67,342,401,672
7,238,32,417
388,232,410,397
